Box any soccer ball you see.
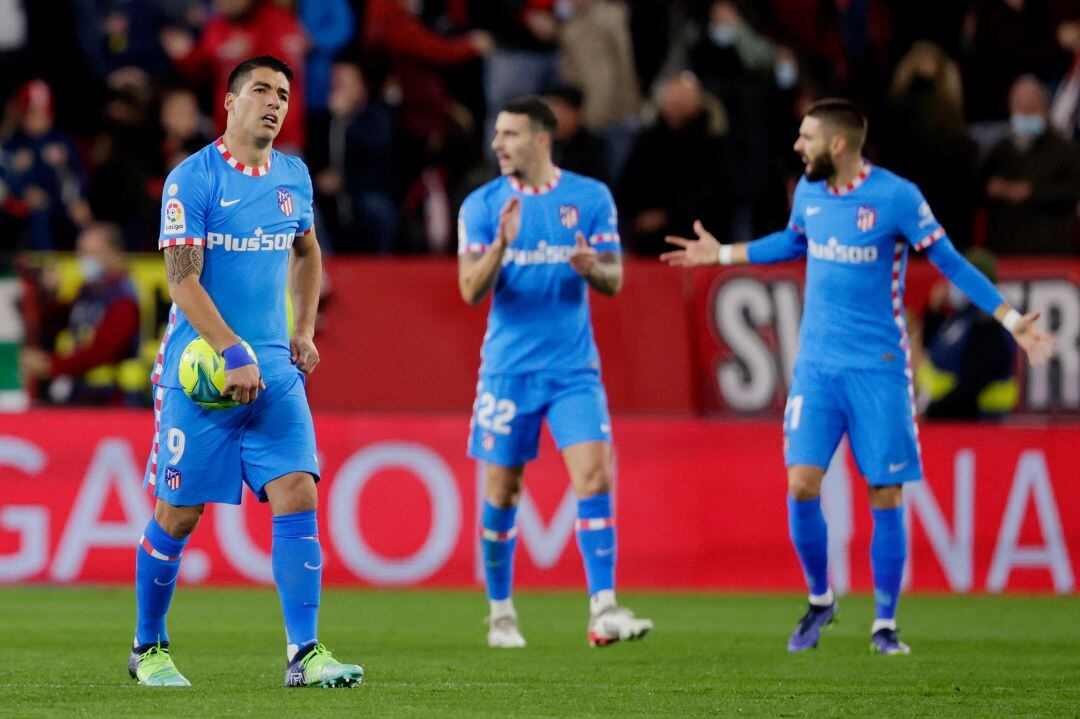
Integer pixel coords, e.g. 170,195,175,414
177,337,257,409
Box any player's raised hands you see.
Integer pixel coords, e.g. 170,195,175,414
1010,311,1057,367
290,333,321,374
495,196,521,249
661,220,723,267
223,365,265,404
569,231,598,277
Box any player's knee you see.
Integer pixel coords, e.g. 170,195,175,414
154,501,204,539
485,467,524,508
787,466,824,501
266,472,318,514
869,484,903,509
573,465,611,498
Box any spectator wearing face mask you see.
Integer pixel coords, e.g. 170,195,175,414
979,74,1080,254
915,248,1018,420
19,222,143,406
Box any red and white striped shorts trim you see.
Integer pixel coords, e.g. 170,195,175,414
139,535,180,562
575,518,615,531
481,527,517,542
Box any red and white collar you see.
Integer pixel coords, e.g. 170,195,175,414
508,167,561,195
826,161,871,196
215,137,272,177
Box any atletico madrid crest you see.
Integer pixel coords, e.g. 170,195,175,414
277,187,294,217
856,205,877,232
165,466,182,491
559,204,579,229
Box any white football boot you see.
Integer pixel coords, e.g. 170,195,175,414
486,612,527,648
587,590,653,647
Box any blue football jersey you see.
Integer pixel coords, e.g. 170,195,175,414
458,168,621,374
152,138,314,388
786,163,945,372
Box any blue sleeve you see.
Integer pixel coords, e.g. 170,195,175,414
457,190,494,255
746,228,807,264
158,162,210,250
584,182,621,254
925,237,1007,316
894,180,946,251
301,0,355,52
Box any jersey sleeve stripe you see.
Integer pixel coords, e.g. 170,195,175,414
158,237,206,249
788,222,805,234
588,232,621,246
914,227,945,251
458,242,489,255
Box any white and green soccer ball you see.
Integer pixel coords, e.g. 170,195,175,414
177,337,256,409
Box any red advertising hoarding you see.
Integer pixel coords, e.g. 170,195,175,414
1,411,1075,594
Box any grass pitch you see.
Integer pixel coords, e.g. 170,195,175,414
0,587,1077,717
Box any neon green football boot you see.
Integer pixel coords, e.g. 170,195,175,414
128,643,191,687
284,642,364,688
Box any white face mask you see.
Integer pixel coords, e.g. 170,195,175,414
948,283,969,310
709,25,737,47
1010,113,1046,138
554,0,574,20
775,59,799,90
77,256,104,283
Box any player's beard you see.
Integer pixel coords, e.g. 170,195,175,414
804,151,835,182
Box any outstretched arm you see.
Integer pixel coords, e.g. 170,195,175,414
924,238,1056,366
660,220,804,267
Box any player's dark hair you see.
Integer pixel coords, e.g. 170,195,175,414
227,56,293,95
500,96,558,135
806,98,868,149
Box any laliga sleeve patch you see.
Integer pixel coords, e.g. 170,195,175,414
164,198,186,235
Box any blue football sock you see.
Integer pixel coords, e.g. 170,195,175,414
576,493,616,597
272,511,321,651
787,495,830,597
135,516,188,646
481,501,518,601
871,505,906,621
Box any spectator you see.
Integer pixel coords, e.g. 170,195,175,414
980,74,1080,254
97,0,172,78
315,62,398,253
545,84,611,184
619,72,732,255
882,41,979,248
19,222,142,406
1049,19,1080,140
915,249,1018,420
161,0,309,152
0,79,90,252
0,0,29,106
471,0,560,148
298,0,355,167
157,86,214,174
558,0,642,177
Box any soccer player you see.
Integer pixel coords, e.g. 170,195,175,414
458,97,654,648
129,56,363,688
661,99,1055,655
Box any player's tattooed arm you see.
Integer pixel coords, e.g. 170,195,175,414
164,244,204,284
583,251,623,296
163,244,243,356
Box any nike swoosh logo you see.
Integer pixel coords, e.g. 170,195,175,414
596,547,615,557
220,198,241,207
888,461,908,473
806,206,821,215
303,562,322,570
153,576,177,586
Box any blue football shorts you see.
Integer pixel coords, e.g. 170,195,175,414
467,369,613,467
783,361,923,485
144,370,320,506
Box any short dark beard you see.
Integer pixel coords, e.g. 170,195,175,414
804,152,835,182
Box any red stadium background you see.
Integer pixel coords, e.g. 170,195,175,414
2,258,1077,594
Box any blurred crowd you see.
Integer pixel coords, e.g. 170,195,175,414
0,0,1078,260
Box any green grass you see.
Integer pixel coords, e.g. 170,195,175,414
0,588,1078,717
